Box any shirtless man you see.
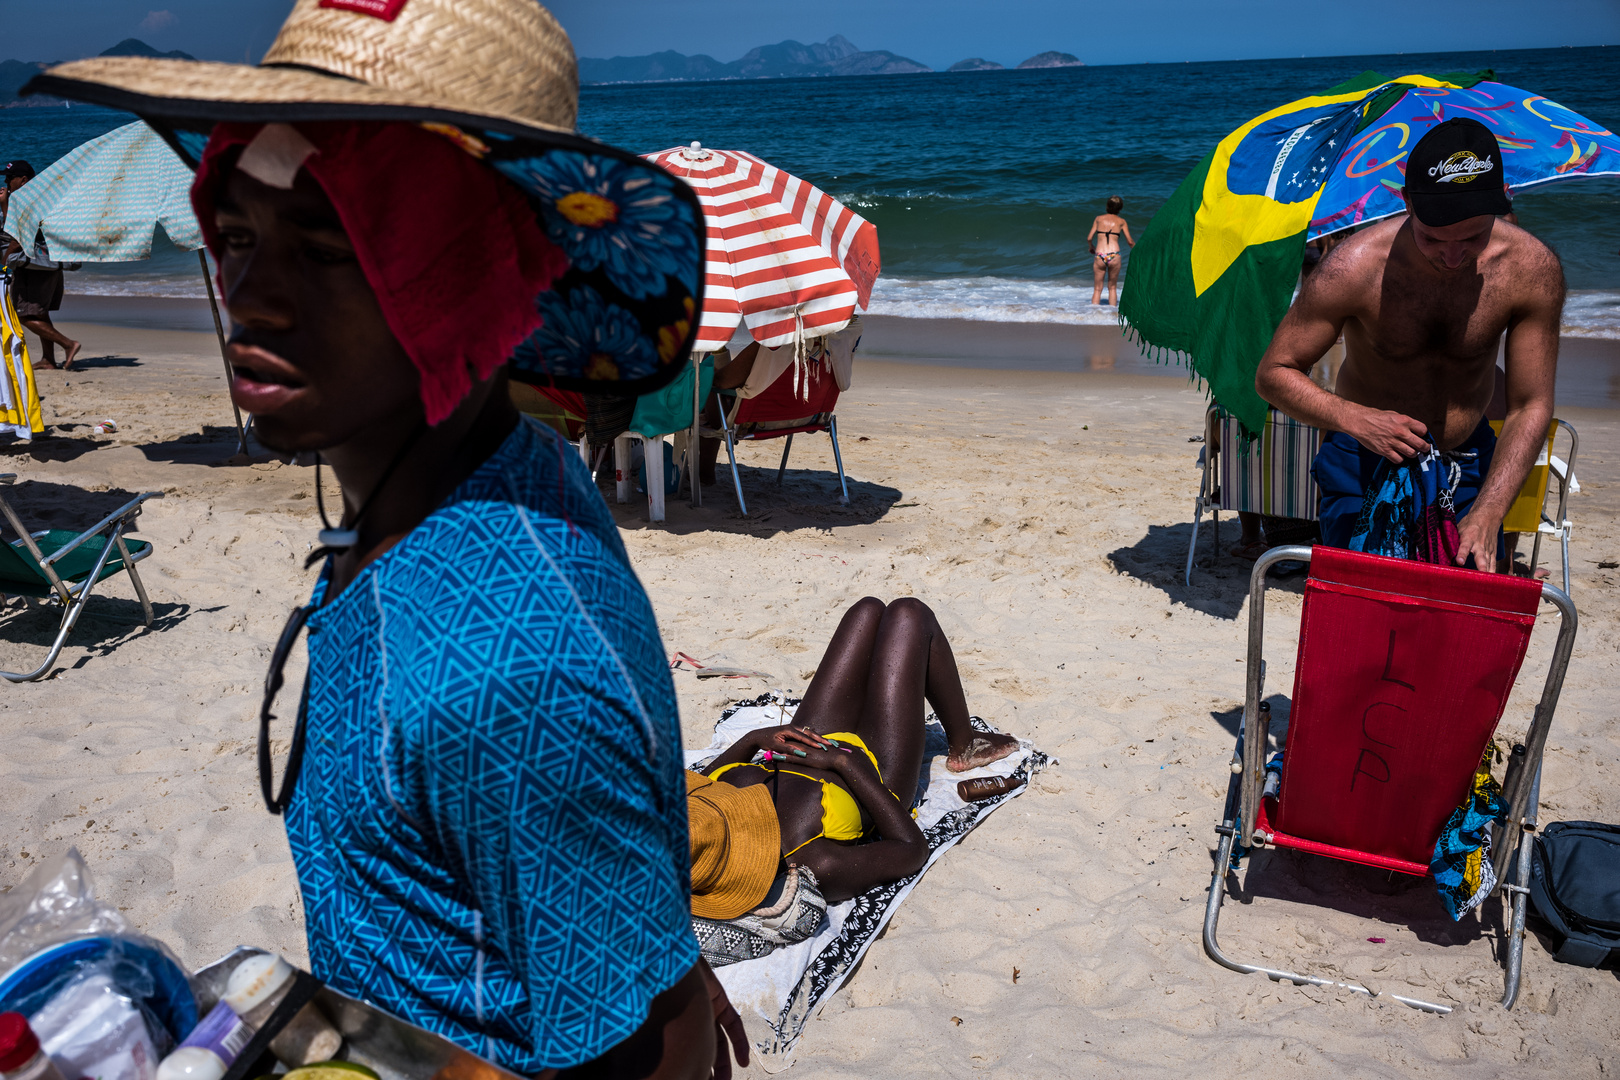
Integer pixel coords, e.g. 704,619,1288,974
1256,118,1563,573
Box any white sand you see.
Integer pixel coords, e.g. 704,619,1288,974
2,327,1617,1077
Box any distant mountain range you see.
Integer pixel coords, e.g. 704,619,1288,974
579,35,1082,84
580,35,927,84
99,38,196,61
2,39,194,105
5,35,1081,100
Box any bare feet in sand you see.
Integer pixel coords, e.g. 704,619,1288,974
947,731,1020,772
62,340,82,370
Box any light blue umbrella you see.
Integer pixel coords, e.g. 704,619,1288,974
6,120,243,450
6,120,202,259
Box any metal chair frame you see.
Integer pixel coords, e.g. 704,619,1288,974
1526,419,1578,594
1203,545,1578,1013
1185,406,1225,585
0,475,162,682
708,390,849,516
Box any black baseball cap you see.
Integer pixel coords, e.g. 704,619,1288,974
1403,118,1512,227
2,161,33,182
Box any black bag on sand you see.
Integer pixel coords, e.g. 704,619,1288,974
1528,821,1620,967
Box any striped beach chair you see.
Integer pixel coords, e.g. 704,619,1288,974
1186,406,1323,583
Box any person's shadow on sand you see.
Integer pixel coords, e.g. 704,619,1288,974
0,432,104,464
52,353,143,370
138,425,262,466
1109,522,1311,620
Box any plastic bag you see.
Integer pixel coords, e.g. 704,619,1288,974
0,849,196,1060
0,849,128,976
31,969,159,1080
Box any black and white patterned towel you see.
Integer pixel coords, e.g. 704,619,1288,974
685,693,1052,1068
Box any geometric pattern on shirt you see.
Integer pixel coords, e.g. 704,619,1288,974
285,419,695,1074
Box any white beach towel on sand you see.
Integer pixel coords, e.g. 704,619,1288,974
686,692,1051,1070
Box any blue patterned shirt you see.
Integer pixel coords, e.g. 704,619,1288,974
285,418,695,1073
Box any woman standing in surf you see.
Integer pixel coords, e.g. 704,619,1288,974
1088,195,1134,306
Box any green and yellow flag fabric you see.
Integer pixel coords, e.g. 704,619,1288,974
1120,71,1489,435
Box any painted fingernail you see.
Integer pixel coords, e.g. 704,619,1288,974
793,749,807,757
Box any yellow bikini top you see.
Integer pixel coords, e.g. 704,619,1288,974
710,731,886,856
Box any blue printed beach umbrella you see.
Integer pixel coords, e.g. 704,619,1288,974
5,120,244,449
1122,71,1620,434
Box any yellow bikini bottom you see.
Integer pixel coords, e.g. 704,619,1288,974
710,731,891,857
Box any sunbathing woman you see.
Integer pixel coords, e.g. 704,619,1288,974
1088,195,1134,306
697,596,1019,905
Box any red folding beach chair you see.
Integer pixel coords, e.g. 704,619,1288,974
1203,546,1577,1013
713,357,848,515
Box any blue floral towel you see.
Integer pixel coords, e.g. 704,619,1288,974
1349,438,1470,564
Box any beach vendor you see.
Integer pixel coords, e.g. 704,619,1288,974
0,164,45,441
692,597,1019,912
23,2,746,1078
1255,119,1563,571
2,161,83,371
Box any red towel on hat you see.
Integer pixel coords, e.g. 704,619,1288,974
192,121,568,425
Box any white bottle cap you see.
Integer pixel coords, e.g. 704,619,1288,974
222,953,294,1016
155,1047,227,1080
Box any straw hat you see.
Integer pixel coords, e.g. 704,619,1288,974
686,771,781,921
22,0,705,397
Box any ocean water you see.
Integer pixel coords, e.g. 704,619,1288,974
4,45,1618,335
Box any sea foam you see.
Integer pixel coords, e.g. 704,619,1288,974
63,272,1620,340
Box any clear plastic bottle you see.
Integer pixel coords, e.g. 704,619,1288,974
155,1001,254,1080
0,1013,67,1080
222,954,342,1067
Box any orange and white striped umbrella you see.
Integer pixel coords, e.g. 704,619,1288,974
644,142,879,353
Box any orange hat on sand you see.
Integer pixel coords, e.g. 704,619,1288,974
687,771,781,920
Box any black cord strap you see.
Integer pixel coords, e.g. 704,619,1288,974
218,969,328,1080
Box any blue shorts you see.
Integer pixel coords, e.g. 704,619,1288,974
1312,417,1504,565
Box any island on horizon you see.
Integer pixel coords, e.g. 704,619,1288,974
579,35,1085,84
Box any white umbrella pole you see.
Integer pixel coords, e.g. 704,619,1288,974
690,351,702,509
199,250,247,454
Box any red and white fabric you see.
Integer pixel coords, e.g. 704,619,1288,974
644,142,880,353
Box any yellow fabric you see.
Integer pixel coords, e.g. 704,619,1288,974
1489,420,1559,534
0,275,44,440
711,732,889,857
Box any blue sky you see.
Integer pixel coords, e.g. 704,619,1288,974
5,0,1618,67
